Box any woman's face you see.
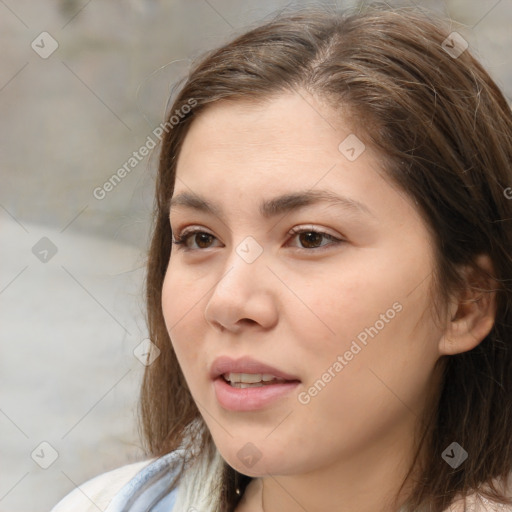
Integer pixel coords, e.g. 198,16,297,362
162,92,445,478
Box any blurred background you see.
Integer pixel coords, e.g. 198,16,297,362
1,0,511,510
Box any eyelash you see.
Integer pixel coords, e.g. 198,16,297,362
171,226,344,252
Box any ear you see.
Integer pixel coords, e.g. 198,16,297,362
438,255,497,356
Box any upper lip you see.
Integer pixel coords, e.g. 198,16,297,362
210,356,300,381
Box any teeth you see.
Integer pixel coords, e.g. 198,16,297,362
223,372,286,384
236,382,265,388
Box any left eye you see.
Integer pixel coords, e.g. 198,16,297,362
171,227,343,251
287,227,343,250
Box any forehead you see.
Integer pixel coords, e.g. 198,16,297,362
171,92,419,227
179,93,345,158
175,92,373,186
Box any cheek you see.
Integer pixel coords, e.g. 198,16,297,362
299,288,440,433
293,317,439,461
161,264,204,367
161,268,178,338
287,264,401,356
292,252,440,404
162,257,205,327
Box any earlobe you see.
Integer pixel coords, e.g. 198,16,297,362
438,255,497,356
439,312,496,356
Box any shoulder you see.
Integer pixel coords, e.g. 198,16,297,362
446,495,512,512
445,473,512,512
50,449,187,512
50,458,156,512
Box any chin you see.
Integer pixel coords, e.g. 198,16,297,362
218,445,294,478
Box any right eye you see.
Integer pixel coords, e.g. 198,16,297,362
171,228,221,251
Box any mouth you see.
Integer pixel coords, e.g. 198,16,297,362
221,372,294,388
210,356,301,411
210,355,301,383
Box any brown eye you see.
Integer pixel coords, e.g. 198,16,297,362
194,233,215,249
172,230,219,250
297,231,325,249
288,227,343,251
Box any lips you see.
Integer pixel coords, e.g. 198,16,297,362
209,355,300,382
211,356,301,411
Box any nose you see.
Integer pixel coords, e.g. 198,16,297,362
203,247,278,333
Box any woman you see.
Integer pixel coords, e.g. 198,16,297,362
51,3,512,511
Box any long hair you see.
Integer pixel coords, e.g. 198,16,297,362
139,4,512,511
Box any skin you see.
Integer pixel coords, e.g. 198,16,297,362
161,92,496,512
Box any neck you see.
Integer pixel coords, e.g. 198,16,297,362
259,418,423,512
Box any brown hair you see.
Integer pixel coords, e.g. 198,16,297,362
139,3,512,511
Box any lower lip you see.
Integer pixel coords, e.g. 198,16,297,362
213,377,300,412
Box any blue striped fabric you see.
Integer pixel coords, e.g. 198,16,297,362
104,450,185,512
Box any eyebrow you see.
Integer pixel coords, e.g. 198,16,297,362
169,189,374,221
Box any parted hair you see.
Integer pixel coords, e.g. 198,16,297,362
139,3,512,511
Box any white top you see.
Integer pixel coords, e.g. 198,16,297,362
51,449,512,512
50,451,183,512
51,459,156,512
